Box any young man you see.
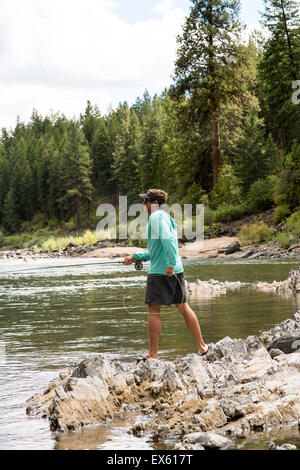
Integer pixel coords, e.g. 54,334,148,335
123,188,208,361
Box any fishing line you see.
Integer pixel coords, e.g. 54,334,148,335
174,272,187,307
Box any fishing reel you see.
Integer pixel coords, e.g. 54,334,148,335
134,260,143,271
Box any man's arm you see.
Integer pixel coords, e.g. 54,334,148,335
123,252,150,265
158,215,177,276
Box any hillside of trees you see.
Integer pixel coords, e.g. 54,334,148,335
0,0,299,248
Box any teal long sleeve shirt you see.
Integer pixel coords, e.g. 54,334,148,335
132,209,183,275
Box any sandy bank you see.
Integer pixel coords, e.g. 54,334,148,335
78,236,239,259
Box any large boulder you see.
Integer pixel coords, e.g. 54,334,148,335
267,335,300,354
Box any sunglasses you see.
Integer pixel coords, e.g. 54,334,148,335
142,199,152,204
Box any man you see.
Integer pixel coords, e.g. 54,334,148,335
123,189,208,362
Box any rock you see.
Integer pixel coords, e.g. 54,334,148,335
218,240,241,255
248,252,265,259
55,386,68,401
269,348,286,358
268,441,297,450
207,252,218,258
267,335,300,354
206,336,250,363
288,243,300,252
187,266,300,298
26,309,300,450
219,398,246,421
183,431,232,449
235,249,254,259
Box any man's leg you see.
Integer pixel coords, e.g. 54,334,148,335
175,302,208,354
146,304,161,359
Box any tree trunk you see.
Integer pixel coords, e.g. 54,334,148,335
211,105,222,187
76,195,81,229
208,5,222,187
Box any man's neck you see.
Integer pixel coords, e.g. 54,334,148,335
148,205,160,216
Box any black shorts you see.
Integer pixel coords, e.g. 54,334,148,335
145,272,187,306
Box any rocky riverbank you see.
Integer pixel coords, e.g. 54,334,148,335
186,266,300,298
26,311,300,450
1,237,300,261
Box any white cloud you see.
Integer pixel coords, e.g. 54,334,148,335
154,0,174,15
0,0,186,130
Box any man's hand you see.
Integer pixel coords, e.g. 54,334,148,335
166,266,175,277
123,255,134,265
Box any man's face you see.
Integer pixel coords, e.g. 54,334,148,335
142,198,159,215
142,198,152,215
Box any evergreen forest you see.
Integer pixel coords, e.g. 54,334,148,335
0,0,299,250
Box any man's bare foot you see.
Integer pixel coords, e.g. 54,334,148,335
198,344,209,356
145,353,159,359
136,353,159,363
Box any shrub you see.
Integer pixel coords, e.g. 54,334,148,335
247,177,275,212
181,183,209,207
238,222,276,245
0,233,29,249
286,210,300,235
23,229,60,248
209,163,242,209
274,232,294,249
204,206,214,226
62,217,77,232
273,142,300,210
74,230,99,246
213,203,252,223
273,204,291,224
40,236,75,252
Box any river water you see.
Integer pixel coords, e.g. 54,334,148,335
0,257,300,450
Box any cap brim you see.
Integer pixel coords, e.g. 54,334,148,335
139,193,149,199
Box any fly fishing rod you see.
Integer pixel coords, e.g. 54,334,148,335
2,259,145,274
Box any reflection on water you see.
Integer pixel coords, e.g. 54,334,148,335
0,257,299,450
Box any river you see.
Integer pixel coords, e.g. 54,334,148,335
0,257,300,450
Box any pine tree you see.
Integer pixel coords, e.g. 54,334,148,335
259,0,300,148
0,147,9,223
47,136,64,222
60,123,93,228
90,118,113,197
172,0,251,186
231,108,278,194
80,100,101,145
111,104,142,200
4,137,34,231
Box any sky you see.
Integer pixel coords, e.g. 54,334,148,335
0,0,265,131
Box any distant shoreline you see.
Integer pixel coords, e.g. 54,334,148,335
1,236,300,261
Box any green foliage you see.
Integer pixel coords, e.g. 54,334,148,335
0,0,299,240
238,222,276,244
286,210,300,235
246,177,275,211
209,164,242,209
274,142,300,209
180,183,208,206
24,229,60,248
172,0,255,186
213,203,252,223
258,0,300,148
274,231,294,249
273,204,291,224
231,109,279,194
204,207,214,226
